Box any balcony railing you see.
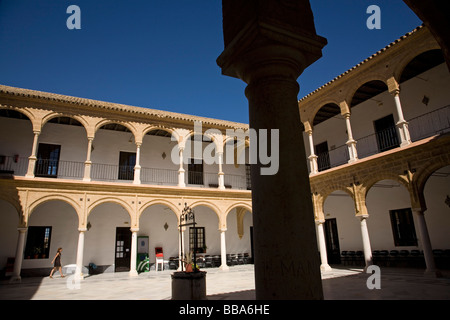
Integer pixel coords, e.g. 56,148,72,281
313,105,450,173
0,156,251,190
0,156,28,176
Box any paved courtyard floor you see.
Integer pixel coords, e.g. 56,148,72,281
1,264,449,301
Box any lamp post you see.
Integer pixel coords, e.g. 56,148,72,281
179,203,198,272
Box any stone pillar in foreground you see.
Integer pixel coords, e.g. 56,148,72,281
217,0,327,299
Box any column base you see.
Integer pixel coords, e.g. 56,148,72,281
129,270,139,277
320,264,332,272
219,264,230,271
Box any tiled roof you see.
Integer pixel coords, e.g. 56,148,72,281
0,84,249,129
298,25,424,102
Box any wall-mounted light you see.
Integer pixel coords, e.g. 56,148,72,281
87,221,92,231
164,222,169,231
162,152,166,159
422,95,429,106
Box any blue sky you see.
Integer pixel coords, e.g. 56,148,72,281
0,1,422,124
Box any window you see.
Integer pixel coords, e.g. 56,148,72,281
35,144,61,178
389,208,418,246
25,226,52,259
315,141,330,171
189,227,205,253
374,114,399,152
188,158,203,185
118,151,136,180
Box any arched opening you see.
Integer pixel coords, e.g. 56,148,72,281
322,190,359,265
183,133,218,187
86,201,132,273
188,204,221,267
313,103,341,126
225,206,253,264
422,165,450,269
311,103,347,171
399,49,445,83
350,80,389,108
139,203,179,270
38,116,87,179
0,109,33,176
91,123,137,182
223,139,251,190
366,179,419,267
141,128,178,185
23,200,79,276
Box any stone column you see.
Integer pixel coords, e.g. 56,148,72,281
343,113,358,163
358,215,373,270
10,227,27,282
178,147,186,187
26,131,40,178
315,220,332,272
217,0,327,299
178,226,185,270
306,129,319,175
74,228,86,280
133,142,142,184
129,228,139,277
219,228,229,271
217,151,225,189
413,208,438,275
391,88,411,147
83,137,94,181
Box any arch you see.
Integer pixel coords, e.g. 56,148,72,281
143,126,179,142
94,119,137,138
189,200,222,221
41,112,89,134
0,107,34,123
349,80,389,108
224,202,252,218
396,48,444,83
0,193,23,221
28,194,81,220
322,187,354,208
183,130,220,152
139,199,180,219
87,197,134,220
312,102,341,126
364,172,411,198
415,158,450,197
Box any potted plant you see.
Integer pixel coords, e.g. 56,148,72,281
32,247,41,259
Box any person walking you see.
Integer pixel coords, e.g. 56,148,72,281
49,247,65,278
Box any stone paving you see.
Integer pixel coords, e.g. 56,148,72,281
0,265,449,300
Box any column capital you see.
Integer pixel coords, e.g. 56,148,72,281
78,227,88,232
217,1,326,85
